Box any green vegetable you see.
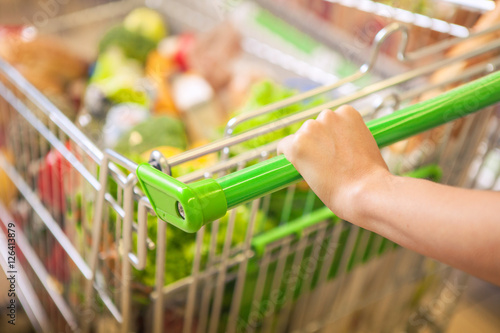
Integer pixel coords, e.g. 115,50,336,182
231,80,325,155
114,116,188,157
124,7,168,43
132,205,272,288
90,48,149,106
99,25,157,64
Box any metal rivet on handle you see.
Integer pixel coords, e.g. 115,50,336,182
177,202,185,219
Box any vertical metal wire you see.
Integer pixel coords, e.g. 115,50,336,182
284,224,328,331
226,197,262,333
246,245,274,333
260,240,294,332
274,232,316,331
300,221,342,328
295,223,359,330
183,224,205,333
119,174,136,333
208,163,245,333
84,154,108,332
153,218,167,333
455,108,495,186
329,229,372,320
196,190,225,332
279,184,297,225
442,115,478,184
468,115,500,186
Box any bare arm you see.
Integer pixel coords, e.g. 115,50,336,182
278,106,500,286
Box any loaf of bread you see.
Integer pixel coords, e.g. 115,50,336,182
0,29,88,119
390,1,500,156
0,32,88,93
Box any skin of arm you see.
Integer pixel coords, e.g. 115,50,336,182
277,106,500,286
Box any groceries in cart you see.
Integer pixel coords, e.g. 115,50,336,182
74,8,247,150
71,8,319,165
0,8,326,287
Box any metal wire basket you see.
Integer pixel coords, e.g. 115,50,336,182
1,1,500,332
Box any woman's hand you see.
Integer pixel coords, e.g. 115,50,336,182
278,105,500,286
277,106,391,222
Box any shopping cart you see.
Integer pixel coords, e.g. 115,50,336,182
1,0,500,332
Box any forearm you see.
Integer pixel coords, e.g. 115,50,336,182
277,107,500,285
350,174,500,285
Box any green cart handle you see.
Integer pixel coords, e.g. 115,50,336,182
137,71,500,233
250,164,443,255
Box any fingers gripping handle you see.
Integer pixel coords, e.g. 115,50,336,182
137,71,500,232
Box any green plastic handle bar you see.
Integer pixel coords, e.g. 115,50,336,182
250,164,443,255
137,71,500,233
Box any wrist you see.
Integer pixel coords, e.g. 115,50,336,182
344,169,396,227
